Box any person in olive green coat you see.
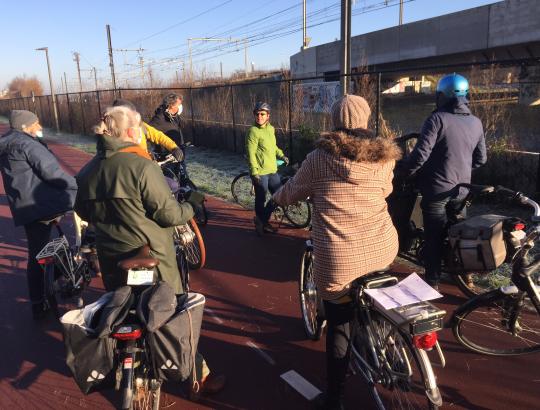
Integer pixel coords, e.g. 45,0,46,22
74,106,198,294
245,102,288,236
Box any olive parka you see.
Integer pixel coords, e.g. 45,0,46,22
74,134,194,294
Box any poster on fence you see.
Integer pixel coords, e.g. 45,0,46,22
293,81,340,113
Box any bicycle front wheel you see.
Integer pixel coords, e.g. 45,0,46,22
452,289,540,356
354,314,440,409
299,248,324,340
231,172,255,210
185,219,206,270
284,200,311,229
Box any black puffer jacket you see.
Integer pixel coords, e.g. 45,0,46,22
0,129,77,226
404,97,487,200
149,106,185,146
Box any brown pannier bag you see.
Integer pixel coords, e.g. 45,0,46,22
448,214,507,271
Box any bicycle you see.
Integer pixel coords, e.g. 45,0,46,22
451,187,540,356
389,133,527,297
299,243,446,409
155,145,209,226
36,213,93,316
156,154,207,271
230,161,312,229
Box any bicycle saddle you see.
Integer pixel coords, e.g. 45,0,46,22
118,245,159,271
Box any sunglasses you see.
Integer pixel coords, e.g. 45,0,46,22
255,112,268,117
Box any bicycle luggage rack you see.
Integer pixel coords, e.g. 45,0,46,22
36,236,76,274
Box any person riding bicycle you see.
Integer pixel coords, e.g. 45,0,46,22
245,101,289,236
400,73,487,289
112,98,184,162
0,110,77,320
74,105,224,398
273,95,400,409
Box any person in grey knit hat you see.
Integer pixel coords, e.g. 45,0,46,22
273,94,400,410
0,110,77,320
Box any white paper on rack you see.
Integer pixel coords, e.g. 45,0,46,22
363,273,443,310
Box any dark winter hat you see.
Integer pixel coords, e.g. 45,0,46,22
9,110,39,131
112,98,138,112
331,94,371,131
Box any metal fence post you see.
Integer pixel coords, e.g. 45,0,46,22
288,79,293,163
66,94,74,133
47,95,53,128
79,93,87,135
375,72,381,137
96,90,102,118
230,84,237,153
189,87,196,145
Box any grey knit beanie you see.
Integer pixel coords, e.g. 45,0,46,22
10,110,39,131
331,94,371,130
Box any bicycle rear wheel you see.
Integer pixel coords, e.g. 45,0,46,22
452,289,540,356
284,200,311,229
299,248,324,340
132,378,161,410
353,314,439,409
231,172,255,210
454,263,515,298
43,264,59,317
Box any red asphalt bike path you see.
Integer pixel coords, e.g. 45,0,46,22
0,123,538,409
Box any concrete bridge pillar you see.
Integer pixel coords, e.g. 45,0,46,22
519,65,540,106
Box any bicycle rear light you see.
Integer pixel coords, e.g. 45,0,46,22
37,256,55,265
412,332,438,350
111,325,142,340
513,222,526,231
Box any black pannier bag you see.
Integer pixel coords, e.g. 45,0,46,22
60,286,133,394
138,291,205,382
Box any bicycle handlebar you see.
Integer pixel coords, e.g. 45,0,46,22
156,154,177,167
495,186,540,221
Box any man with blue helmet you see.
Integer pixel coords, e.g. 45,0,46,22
402,73,487,288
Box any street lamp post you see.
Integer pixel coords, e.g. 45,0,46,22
36,47,60,132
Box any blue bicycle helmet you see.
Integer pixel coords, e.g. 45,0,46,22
436,73,469,98
253,101,271,113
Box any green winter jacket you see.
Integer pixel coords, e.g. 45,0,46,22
74,135,194,294
245,122,285,176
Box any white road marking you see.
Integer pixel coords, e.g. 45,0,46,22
280,370,322,401
246,341,276,366
204,307,224,324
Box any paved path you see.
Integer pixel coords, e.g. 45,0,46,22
0,125,538,409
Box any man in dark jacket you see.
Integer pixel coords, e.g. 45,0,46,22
403,73,487,288
149,93,185,147
0,110,77,319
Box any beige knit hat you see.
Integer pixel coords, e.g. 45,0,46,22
331,94,371,130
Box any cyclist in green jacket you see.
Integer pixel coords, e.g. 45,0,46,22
245,102,288,236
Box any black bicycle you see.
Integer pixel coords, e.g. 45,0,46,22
299,243,446,409
155,146,208,227
451,187,540,356
389,133,527,297
36,213,93,316
230,162,311,229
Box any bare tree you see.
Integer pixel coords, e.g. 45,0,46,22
7,75,44,97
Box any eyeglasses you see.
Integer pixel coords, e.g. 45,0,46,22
255,112,268,117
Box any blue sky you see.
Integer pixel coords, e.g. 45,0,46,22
0,0,500,93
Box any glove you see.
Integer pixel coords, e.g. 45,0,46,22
186,190,205,208
171,147,184,162
282,156,289,166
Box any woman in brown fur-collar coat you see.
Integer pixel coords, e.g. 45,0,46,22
273,94,401,409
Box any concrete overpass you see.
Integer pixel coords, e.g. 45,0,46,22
290,0,540,103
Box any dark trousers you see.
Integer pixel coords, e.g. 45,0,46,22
23,221,53,304
323,299,355,404
253,173,281,223
421,196,464,283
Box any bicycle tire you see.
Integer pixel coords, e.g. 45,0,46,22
186,218,206,270
131,377,161,410
453,263,514,298
352,313,439,409
284,200,311,229
43,264,59,317
299,249,324,340
452,288,540,356
231,172,255,210
186,180,208,226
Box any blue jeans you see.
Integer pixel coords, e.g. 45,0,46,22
421,196,464,283
253,173,281,224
